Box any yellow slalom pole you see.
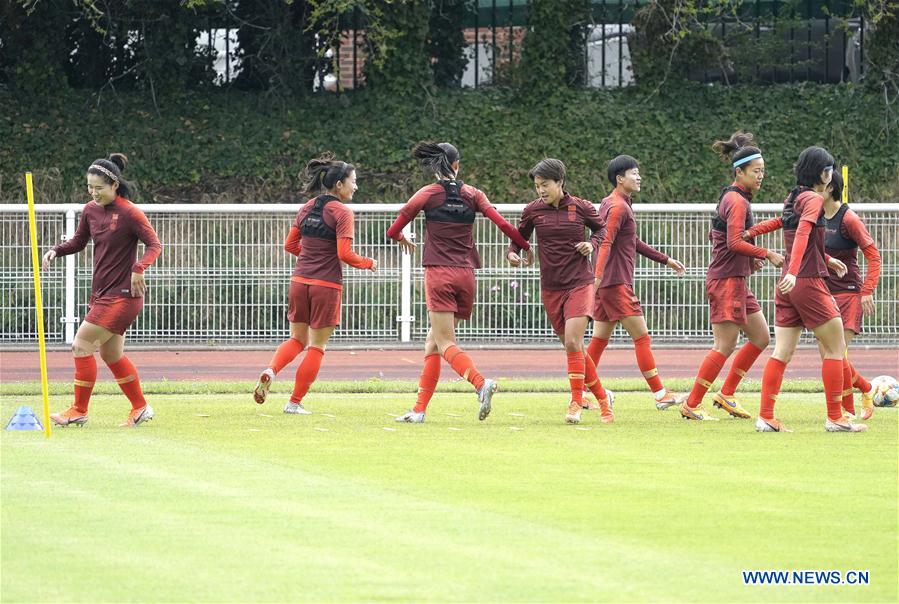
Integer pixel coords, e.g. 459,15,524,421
841,165,849,204
25,173,52,438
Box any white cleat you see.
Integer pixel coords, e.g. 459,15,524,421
395,410,426,423
755,416,792,432
825,418,868,433
477,379,497,421
254,368,275,405
283,402,312,415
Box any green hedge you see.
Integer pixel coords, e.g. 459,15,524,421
1,83,897,204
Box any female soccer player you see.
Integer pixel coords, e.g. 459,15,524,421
588,155,687,410
507,158,614,424
253,154,377,414
386,142,530,423
680,132,784,421
746,147,866,432
42,154,162,427
822,170,881,420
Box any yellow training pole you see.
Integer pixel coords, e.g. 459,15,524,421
841,166,849,204
25,173,52,438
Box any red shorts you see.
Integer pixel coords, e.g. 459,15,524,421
706,277,762,325
833,292,863,334
775,277,841,329
85,295,143,336
424,266,476,320
592,283,643,322
288,281,342,328
541,283,594,336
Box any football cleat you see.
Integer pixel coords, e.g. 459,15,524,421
283,402,312,415
50,406,88,427
755,416,792,432
395,410,426,423
477,379,497,421
711,392,752,419
859,389,875,421
679,402,706,421
825,418,868,433
655,390,683,411
565,400,582,424
120,405,155,427
253,369,275,405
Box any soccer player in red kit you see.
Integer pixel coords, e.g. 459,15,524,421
386,142,529,423
746,146,866,432
42,154,162,427
253,154,377,414
589,155,687,410
680,132,784,421
822,170,881,420
507,158,614,424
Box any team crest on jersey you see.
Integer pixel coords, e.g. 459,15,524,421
567,204,577,220
110,213,119,230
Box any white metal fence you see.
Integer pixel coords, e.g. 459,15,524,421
2,203,897,346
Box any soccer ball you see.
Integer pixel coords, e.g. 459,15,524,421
870,375,899,407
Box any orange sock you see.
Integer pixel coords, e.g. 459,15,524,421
841,358,855,414
73,355,97,413
822,358,844,421
268,338,305,374
759,357,786,420
849,361,872,393
687,350,726,408
290,346,325,403
442,344,485,391
567,351,585,404
633,334,664,393
106,356,147,410
720,342,763,396
586,336,608,366
413,353,441,413
583,352,607,401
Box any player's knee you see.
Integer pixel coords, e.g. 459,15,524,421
563,337,582,353
751,332,770,349
714,342,736,357
71,341,95,358
99,348,121,364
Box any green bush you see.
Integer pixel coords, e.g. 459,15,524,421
1,83,896,204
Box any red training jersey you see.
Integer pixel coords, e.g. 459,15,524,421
706,183,769,279
52,196,162,301
782,189,828,279
510,193,605,291
286,198,371,289
593,189,669,287
825,206,881,295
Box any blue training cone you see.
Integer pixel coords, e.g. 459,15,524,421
5,406,44,431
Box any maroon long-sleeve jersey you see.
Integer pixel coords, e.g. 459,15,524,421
52,196,162,300
706,183,769,280
509,194,605,291
593,189,668,288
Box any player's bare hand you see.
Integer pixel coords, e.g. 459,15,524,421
861,294,875,316
367,258,379,273
766,249,784,267
397,237,416,254
667,258,686,276
131,272,147,297
752,258,766,272
741,230,752,241
827,257,847,278
41,249,56,270
524,249,535,266
594,277,602,292
507,252,523,267
778,273,797,295
574,241,592,257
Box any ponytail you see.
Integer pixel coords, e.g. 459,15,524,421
412,141,459,180
300,152,354,195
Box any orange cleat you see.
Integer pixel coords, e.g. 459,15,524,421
120,405,155,428
50,406,88,427
755,416,792,433
565,400,582,424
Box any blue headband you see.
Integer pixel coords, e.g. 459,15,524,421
733,153,762,168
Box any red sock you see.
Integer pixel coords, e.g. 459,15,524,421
107,356,147,410
822,358,844,421
73,355,97,413
849,361,872,393
268,338,305,374
442,344,485,391
687,350,727,408
720,342,763,397
413,353,441,413
841,357,855,414
567,351,585,404
291,346,325,403
586,336,608,367
583,352,607,401
633,334,664,393
759,357,786,420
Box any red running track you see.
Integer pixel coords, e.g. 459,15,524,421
2,347,896,383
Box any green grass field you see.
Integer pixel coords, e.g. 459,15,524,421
2,385,897,603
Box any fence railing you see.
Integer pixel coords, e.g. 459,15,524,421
1,203,896,347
